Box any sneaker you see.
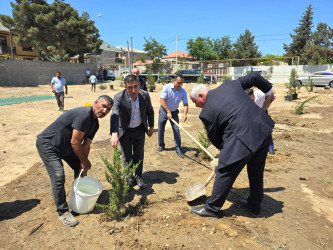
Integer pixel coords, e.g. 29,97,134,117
136,176,146,190
269,148,275,155
157,146,164,152
176,150,185,159
58,211,79,227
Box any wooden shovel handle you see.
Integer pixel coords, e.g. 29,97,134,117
203,170,216,187
171,118,215,160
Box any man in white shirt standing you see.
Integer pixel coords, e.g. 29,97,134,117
51,71,68,112
157,73,188,159
245,88,276,154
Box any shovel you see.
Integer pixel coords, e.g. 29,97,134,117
170,118,217,201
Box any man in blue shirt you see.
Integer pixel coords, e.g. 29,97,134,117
157,73,188,158
51,71,68,111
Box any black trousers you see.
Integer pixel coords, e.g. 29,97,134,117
205,135,271,213
119,124,145,177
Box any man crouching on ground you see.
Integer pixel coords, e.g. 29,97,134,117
36,95,113,227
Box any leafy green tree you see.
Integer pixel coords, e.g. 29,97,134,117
283,4,314,63
186,37,215,61
143,37,167,71
72,12,102,63
0,15,16,59
232,29,262,66
212,36,233,60
48,0,80,62
11,0,54,60
301,22,333,64
145,64,155,91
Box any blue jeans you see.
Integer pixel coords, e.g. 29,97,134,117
36,138,80,214
158,107,181,152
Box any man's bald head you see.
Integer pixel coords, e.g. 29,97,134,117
132,68,140,76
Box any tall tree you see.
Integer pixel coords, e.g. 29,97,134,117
186,37,215,61
232,29,262,66
11,0,53,60
0,15,16,59
283,3,314,60
301,22,333,64
143,37,167,71
72,12,102,63
49,0,79,62
212,36,233,60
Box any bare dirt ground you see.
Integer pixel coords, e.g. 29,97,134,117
0,80,333,249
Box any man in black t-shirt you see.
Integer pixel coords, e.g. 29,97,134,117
36,95,113,227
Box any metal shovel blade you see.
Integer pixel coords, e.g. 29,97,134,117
185,182,206,201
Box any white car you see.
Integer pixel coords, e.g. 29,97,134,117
297,71,333,88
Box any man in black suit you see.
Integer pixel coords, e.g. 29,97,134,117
189,72,275,217
132,68,147,91
110,74,154,189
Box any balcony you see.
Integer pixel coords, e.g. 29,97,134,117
115,58,123,63
0,45,17,54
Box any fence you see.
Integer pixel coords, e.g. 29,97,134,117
0,59,97,86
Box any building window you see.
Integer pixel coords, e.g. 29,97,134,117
22,47,33,51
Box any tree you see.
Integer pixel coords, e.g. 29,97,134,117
0,15,16,59
186,37,215,61
11,0,54,60
71,12,102,63
283,4,314,63
212,36,233,60
232,29,262,66
143,37,167,71
48,0,80,62
300,22,333,64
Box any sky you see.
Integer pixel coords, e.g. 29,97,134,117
1,0,333,56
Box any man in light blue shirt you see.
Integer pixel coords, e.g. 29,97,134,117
157,73,188,158
51,71,68,111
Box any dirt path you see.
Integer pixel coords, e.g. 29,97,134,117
0,81,333,249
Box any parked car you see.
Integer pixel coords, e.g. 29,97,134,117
105,70,115,81
177,69,215,83
297,71,333,88
204,72,217,84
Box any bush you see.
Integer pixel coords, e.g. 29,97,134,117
99,85,107,90
196,72,205,84
286,69,299,97
96,148,139,220
146,65,155,92
198,123,210,160
306,77,314,92
294,96,317,115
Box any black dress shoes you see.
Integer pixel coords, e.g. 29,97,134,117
136,176,146,190
128,176,137,188
239,199,260,217
190,206,217,218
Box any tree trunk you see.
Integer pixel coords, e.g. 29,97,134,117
78,53,84,63
59,41,64,62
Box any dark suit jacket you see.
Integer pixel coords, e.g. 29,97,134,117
138,76,147,91
110,89,154,138
199,72,274,166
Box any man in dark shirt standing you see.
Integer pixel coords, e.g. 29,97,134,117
132,68,147,91
36,95,113,227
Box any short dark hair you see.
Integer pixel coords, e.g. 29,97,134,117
124,74,138,85
245,88,254,96
97,95,114,105
56,71,61,74
174,73,184,80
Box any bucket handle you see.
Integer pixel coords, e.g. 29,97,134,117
74,168,100,195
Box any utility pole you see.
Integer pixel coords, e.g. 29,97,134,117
127,41,130,73
130,37,133,71
176,34,178,69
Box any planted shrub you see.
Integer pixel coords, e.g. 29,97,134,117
306,78,314,92
96,148,138,220
294,96,317,115
99,85,107,90
146,65,155,92
198,123,210,160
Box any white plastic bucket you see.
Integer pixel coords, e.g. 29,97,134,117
69,170,103,214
